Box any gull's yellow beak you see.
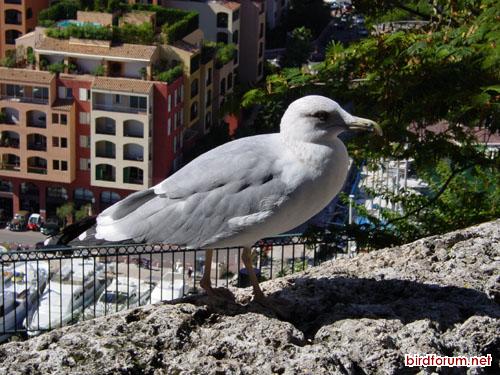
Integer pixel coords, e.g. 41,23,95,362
348,116,383,136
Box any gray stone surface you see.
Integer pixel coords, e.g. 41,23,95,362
0,220,498,374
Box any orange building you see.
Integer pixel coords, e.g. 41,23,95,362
0,0,50,58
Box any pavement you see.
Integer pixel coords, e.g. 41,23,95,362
0,228,47,249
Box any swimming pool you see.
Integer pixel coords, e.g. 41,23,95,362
57,20,102,28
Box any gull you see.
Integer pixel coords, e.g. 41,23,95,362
54,95,380,302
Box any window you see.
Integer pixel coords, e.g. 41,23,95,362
79,112,90,124
258,62,263,76
80,135,90,148
53,160,59,170
217,32,228,44
234,50,238,65
177,111,182,127
168,118,172,135
52,114,59,124
130,96,147,111
206,89,212,107
190,55,200,74
174,89,177,106
58,87,73,99
227,73,233,89
233,10,240,22
206,67,212,86
61,137,67,148
60,114,67,125
79,88,90,101
52,137,59,147
79,158,90,170
217,12,229,28
205,112,212,130
259,42,263,58
168,95,172,111
190,101,198,121
220,78,226,95
174,113,177,129
115,95,121,104
101,191,120,205
232,30,239,44
259,23,264,38
61,161,67,171
173,135,177,153
26,8,33,19
190,79,199,98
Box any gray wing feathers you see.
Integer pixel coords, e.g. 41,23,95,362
95,135,290,248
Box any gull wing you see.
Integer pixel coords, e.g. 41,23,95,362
95,134,291,248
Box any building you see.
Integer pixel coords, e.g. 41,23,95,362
0,0,50,58
0,50,184,218
164,0,264,84
266,0,288,30
236,0,266,83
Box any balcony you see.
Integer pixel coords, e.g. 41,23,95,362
123,166,143,185
27,156,47,175
1,85,49,105
27,110,47,129
95,117,116,136
5,9,22,25
0,153,20,171
27,133,47,151
0,107,19,125
96,164,115,182
95,140,116,159
123,120,144,138
93,93,148,115
123,143,144,162
0,130,20,148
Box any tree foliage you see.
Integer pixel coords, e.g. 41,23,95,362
284,27,313,67
243,0,500,246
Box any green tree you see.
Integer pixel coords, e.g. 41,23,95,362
56,202,74,227
284,27,313,67
243,0,500,247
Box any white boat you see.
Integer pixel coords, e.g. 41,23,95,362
0,261,48,342
91,276,155,318
26,259,109,334
150,277,185,304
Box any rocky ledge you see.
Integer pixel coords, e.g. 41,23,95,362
0,220,499,374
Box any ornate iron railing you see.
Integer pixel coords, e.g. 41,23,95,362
0,235,346,342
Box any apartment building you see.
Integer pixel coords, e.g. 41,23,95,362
266,0,288,30
0,0,50,58
164,0,263,84
0,45,184,218
238,0,266,83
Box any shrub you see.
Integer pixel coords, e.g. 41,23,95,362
47,23,113,40
27,47,36,65
92,65,105,76
115,22,154,44
38,0,79,24
0,51,16,68
162,11,199,43
215,43,237,68
156,64,183,83
47,62,66,74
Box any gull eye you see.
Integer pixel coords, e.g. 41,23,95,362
311,111,329,122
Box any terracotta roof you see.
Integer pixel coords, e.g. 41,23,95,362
0,67,54,85
92,76,153,94
37,37,157,62
220,1,241,11
51,99,74,112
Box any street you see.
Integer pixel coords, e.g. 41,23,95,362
0,228,47,249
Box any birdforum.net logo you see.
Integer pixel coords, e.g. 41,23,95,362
404,354,492,367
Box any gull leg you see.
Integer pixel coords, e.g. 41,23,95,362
200,249,214,295
241,247,265,301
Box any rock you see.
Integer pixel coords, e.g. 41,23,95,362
0,220,498,374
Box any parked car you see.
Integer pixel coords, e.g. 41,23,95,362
40,219,60,236
9,210,30,231
357,26,369,37
27,213,43,231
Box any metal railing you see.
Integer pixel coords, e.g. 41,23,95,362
0,236,345,342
